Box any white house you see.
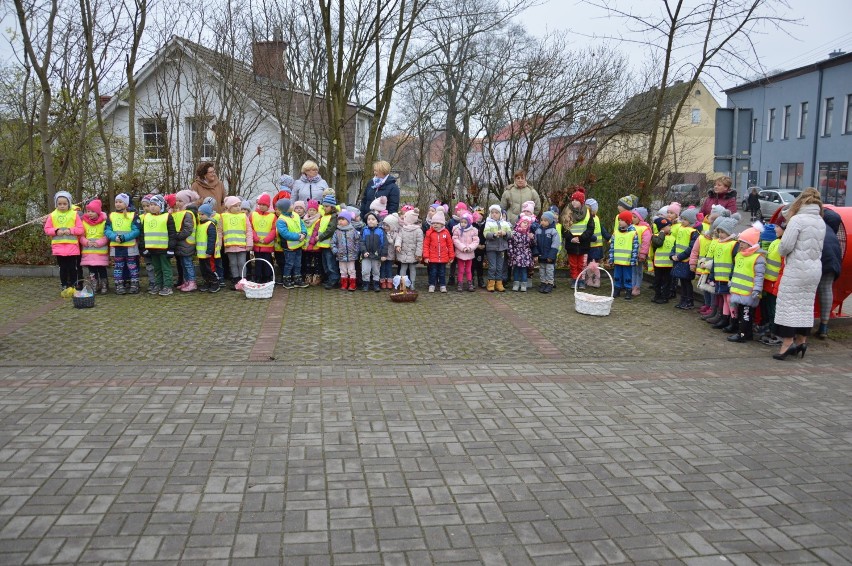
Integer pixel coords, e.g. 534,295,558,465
102,35,373,200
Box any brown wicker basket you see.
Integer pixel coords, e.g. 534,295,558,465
390,290,419,303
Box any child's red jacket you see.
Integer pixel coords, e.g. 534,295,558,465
422,226,455,263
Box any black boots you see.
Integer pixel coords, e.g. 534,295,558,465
712,315,730,329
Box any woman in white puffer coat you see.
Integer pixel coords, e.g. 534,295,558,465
772,188,825,360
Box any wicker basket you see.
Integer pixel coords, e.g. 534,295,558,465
573,266,614,316
72,279,96,309
241,258,275,299
390,290,419,303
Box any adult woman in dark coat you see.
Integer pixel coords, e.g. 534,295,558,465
360,160,400,219
747,188,761,222
817,208,843,338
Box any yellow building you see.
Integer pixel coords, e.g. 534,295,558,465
598,80,723,184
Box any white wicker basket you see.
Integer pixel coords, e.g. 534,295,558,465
573,266,614,316
241,258,275,299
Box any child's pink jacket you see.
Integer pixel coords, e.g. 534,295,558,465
452,225,480,261
44,210,83,256
80,213,109,266
637,221,652,261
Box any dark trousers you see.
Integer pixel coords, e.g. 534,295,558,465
653,267,672,300
428,263,446,287
198,256,219,286
56,255,82,288
254,252,274,283
322,248,339,284
678,277,694,303
282,249,302,277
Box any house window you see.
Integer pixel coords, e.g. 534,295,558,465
798,101,808,138
765,170,773,186
782,105,791,139
141,118,167,160
767,108,775,141
354,116,369,158
779,163,803,189
823,97,834,136
751,118,757,143
691,109,700,124
844,94,852,134
187,117,215,161
818,162,848,207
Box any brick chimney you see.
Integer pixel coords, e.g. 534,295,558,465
252,38,288,82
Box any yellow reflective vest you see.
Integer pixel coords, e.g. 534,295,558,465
221,212,248,248
50,210,78,246
589,215,603,248
764,239,782,282
712,240,737,283
251,211,276,251
695,234,715,275
172,209,196,246
569,209,590,236
109,211,137,247
196,220,221,259
730,253,760,296
82,220,108,256
653,233,675,267
143,213,169,249
611,230,637,266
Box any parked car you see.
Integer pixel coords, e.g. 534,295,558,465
741,186,780,210
667,183,702,207
753,189,801,219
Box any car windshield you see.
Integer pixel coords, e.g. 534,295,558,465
780,191,800,202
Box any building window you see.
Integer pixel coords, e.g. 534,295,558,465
354,116,369,158
141,118,167,160
187,117,215,161
767,108,775,141
845,94,852,134
782,105,791,139
751,118,757,143
691,109,700,124
765,170,773,186
798,101,808,138
779,163,803,189
818,162,848,207
823,97,834,136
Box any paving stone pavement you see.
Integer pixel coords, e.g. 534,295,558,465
0,277,851,565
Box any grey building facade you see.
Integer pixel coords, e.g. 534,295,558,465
725,51,852,207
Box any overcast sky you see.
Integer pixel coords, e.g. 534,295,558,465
515,0,852,103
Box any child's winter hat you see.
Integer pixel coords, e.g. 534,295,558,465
240,199,253,211
202,196,216,209
668,202,682,215
715,216,739,236
542,210,556,225
275,198,292,213
164,194,177,209
223,195,241,209
400,204,415,214
256,193,272,207
657,205,669,217
403,209,419,225
363,211,380,225
176,189,198,204
654,217,671,231
710,204,727,217
198,203,215,218
455,202,469,213
617,194,637,210
321,193,337,207
273,190,291,207
472,211,483,223
338,209,354,223
345,205,361,218
431,209,446,225
114,192,130,207
460,212,473,226
632,207,648,221
521,200,536,214
489,204,501,214
760,223,777,242
680,207,698,225
383,213,400,230
738,226,760,247
293,200,306,212
306,199,319,211
85,199,102,214
370,195,387,212
141,194,154,204
585,199,599,213
515,215,532,233
279,174,295,189
617,210,634,225
570,189,585,205
150,194,166,213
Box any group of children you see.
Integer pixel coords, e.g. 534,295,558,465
45,172,781,344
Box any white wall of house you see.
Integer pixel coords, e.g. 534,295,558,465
105,54,283,199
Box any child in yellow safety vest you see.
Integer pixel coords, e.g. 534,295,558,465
140,195,177,296
691,218,718,319
80,199,109,295
608,211,639,299
707,214,741,331
43,190,83,296
670,207,700,310
650,217,674,304
585,199,610,288
196,203,222,293
173,190,199,292
250,193,277,284
726,226,766,343
757,223,784,346
301,199,324,286
221,195,252,289
275,197,308,289
630,207,651,296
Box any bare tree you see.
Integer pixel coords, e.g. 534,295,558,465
583,0,795,201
